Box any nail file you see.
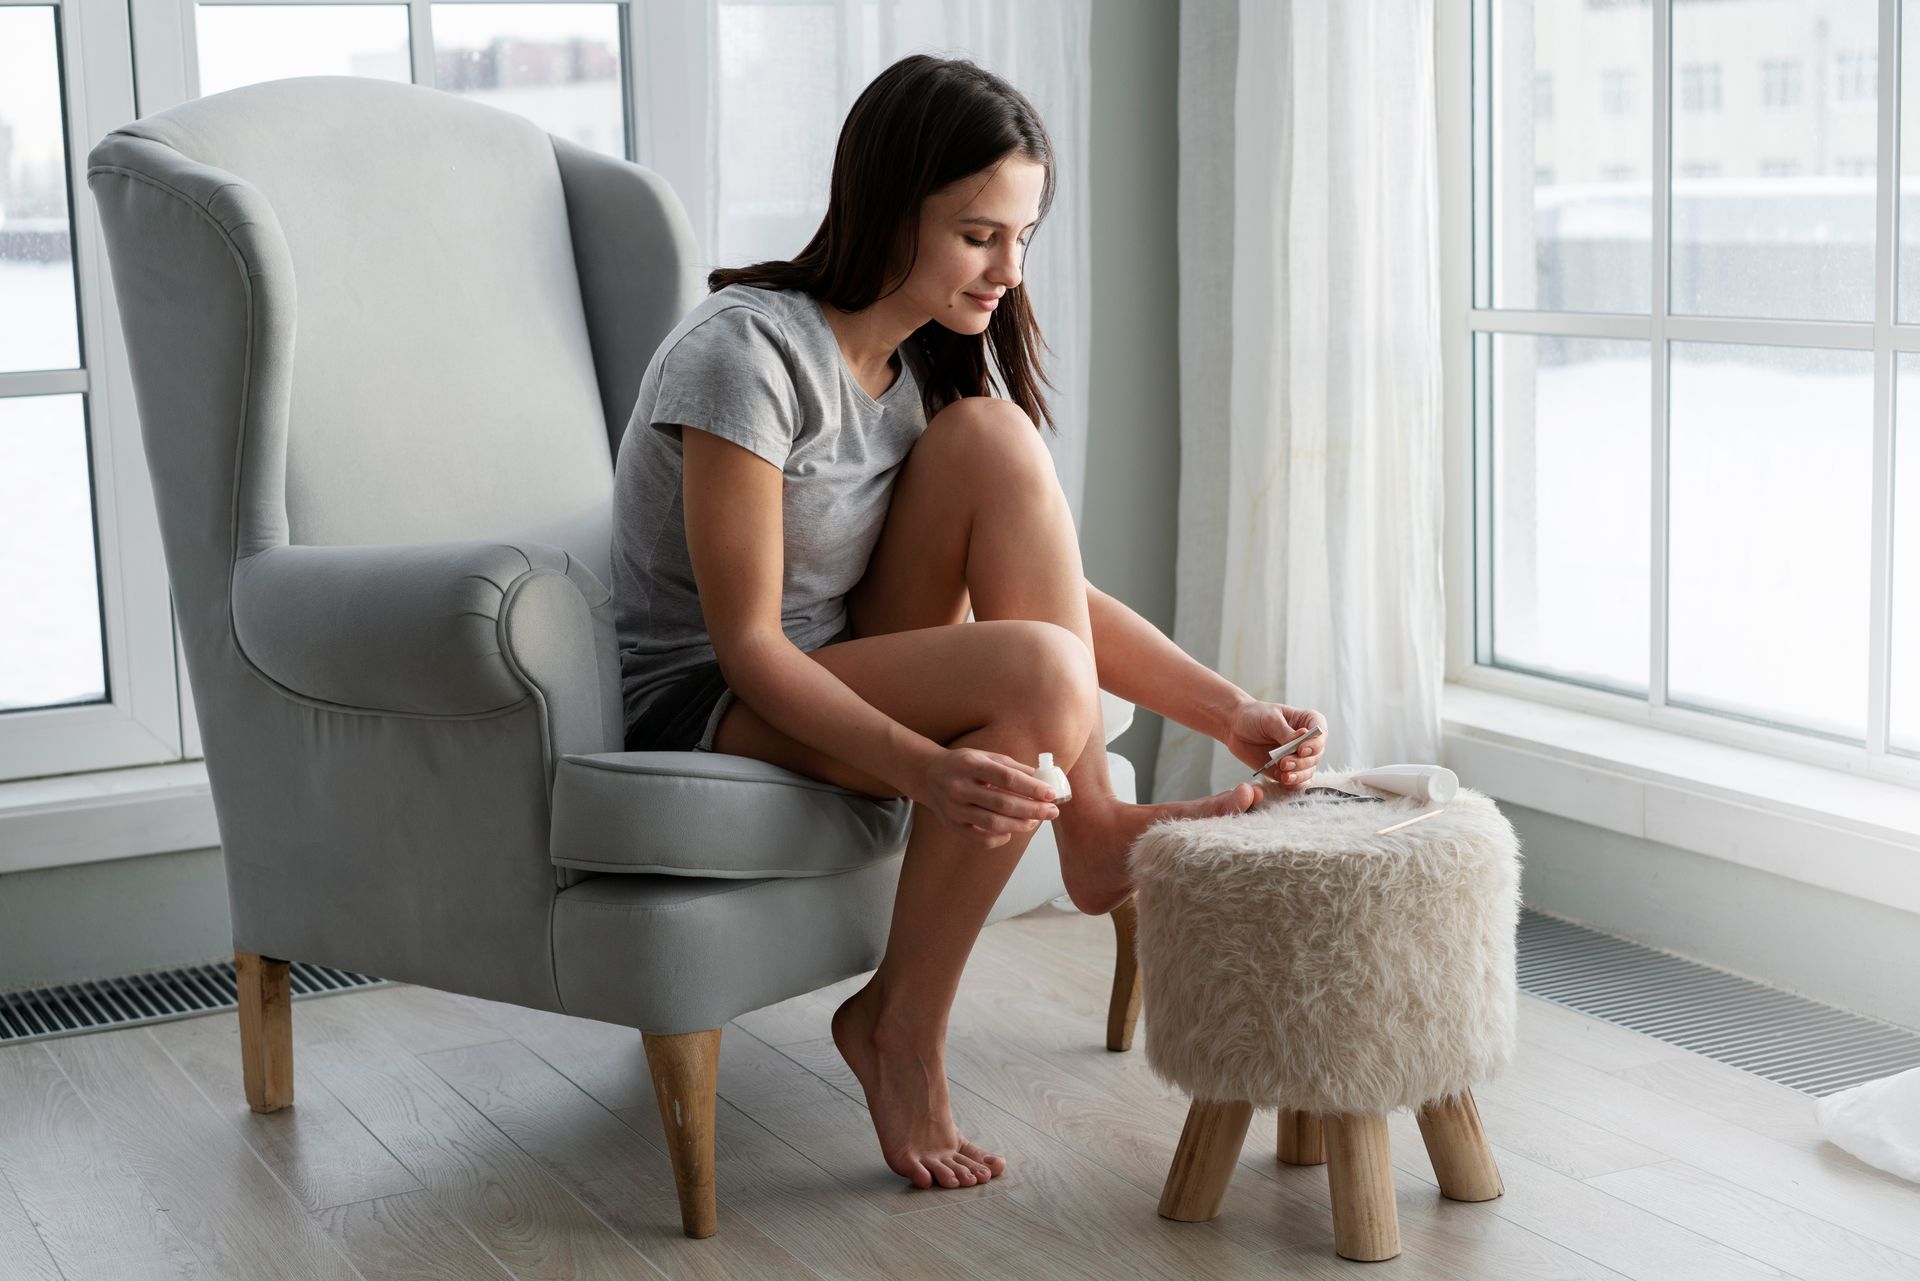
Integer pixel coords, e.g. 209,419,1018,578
1250,726,1324,781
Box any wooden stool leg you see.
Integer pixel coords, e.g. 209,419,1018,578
1417,1090,1504,1201
1323,1113,1400,1262
1276,1109,1325,1165
1106,895,1142,1051
235,951,293,1113
1157,1099,1254,1222
643,1028,723,1238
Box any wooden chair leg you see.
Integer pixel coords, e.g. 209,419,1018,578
235,951,293,1113
1276,1109,1325,1165
1323,1113,1400,1262
1416,1089,1504,1202
643,1028,722,1239
1157,1098,1253,1222
1106,894,1142,1051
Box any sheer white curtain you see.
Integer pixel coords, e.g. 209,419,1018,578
1154,0,1445,800
638,0,1095,526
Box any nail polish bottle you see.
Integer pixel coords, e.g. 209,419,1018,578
1035,752,1072,802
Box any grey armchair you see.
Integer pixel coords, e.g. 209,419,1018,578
87,75,1143,1237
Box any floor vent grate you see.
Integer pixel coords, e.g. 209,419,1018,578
0,960,387,1046
1518,909,1920,1096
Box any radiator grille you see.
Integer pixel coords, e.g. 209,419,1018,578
0,960,385,1046
1518,909,1920,1096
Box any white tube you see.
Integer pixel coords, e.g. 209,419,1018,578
1347,764,1458,806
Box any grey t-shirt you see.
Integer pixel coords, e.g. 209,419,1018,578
612,283,929,736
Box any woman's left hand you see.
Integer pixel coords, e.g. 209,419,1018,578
1224,701,1329,791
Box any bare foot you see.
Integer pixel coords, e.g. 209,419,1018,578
831,984,1008,1190
1055,782,1260,915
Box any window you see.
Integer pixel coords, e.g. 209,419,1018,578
0,0,642,785
1835,50,1877,105
1679,62,1721,113
0,2,179,781
1466,0,1919,781
1600,68,1634,115
1760,57,1802,109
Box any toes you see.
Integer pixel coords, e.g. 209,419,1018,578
960,1140,1008,1175
901,1159,934,1190
931,1158,961,1188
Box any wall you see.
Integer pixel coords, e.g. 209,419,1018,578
1509,803,1920,1029
1082,0,1184,802
0,848,231,990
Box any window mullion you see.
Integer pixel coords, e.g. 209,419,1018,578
1867,0,1899,758
1651,0,1671,715
408,0,434,87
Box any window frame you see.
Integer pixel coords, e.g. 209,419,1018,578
0,0,699,787
0,0,184,782
1440,0,1920,792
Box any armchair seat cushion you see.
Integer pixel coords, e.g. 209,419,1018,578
550,751,913,877
551,691,1138,878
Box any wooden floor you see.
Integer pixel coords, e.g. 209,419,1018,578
1,905,1916,1281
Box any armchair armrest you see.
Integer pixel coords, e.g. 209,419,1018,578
231,541,620,755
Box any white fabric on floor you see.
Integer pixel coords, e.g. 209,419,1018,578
1816,1065,1920,1184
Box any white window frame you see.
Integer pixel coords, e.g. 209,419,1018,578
0,0,721,792
1,0,720,856
1440,0,1920,796
0,0,183,783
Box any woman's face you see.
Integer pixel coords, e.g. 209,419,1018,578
905,156,1047,333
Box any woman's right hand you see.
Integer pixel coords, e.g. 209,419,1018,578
912,747,1062,848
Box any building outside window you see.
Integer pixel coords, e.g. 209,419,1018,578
1760,56,1802,108
1679,61,1721,113
1600,67,1634,115
1834,49,1877,105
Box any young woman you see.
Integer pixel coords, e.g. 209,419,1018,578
611,53,1329,1193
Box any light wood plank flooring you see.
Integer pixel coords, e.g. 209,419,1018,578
1,905,1915,1280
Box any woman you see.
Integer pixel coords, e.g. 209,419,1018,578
611,53,1329,1193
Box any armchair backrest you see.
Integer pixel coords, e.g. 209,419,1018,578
89,75,698,589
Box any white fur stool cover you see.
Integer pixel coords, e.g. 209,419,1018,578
1127,778,1522,1261
1128,781,1520,1111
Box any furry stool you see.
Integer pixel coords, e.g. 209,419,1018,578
1127,778,1520,1262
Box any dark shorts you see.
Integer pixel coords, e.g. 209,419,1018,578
624,662,736,754
624,616,856,754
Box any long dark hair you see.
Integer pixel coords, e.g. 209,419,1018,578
708,54,1060,435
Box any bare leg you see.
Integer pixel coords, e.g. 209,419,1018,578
829,401,1251,1186
830,409,1108,1192
945,409,1257,915
1052,720,1258,914
833,706,1090,1191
